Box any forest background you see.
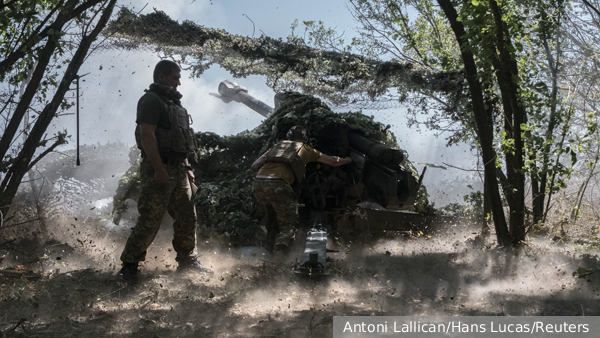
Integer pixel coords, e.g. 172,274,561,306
2,1,600,336
2,0,600,247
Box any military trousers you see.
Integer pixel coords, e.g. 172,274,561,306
120,158,197,263
252,179,298,250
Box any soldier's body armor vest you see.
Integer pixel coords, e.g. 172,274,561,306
134,91,198,156
265,140,306,183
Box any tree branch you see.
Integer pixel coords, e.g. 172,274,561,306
0,0,19,11
0,218,40,231
105,8,464,103
437,0,511,245
26,137,67,173
583,0,600,18
0,0,118,217
0,0,104,75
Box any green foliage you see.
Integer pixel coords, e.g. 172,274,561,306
413,184,434,214
112,146,142,223
106,7,465,106
464,188,485,220
0,0,118,219
1,0,68,81
191,92,426,245
572,266,597,278
436,203,471,217
349,0,462,70
341,12,462,139
106,2,593,239
112,93,414,245
434,184,485,219
574,241,600,253
346,0,580,227
290,20,353,54
1,0,113,179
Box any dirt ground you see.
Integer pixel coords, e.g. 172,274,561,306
1,201,600,338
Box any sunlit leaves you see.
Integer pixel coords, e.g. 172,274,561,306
106,7,465,111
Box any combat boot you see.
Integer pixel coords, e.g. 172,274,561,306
177,258,214,274
117,262,139,284
265,230,278,253
273,243,290,253
271,243,292,265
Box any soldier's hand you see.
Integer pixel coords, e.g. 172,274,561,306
155,168,170,186
344,157,352,164
187,169,195,183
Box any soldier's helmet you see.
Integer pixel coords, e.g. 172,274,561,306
286,125,307,143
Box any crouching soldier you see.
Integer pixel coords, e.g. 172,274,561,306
251,125,352,255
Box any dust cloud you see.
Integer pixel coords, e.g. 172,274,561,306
0,135,598,338
2,188,599,337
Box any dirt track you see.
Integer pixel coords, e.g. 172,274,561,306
1,212,599,338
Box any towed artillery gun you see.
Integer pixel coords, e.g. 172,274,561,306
211,80,447,275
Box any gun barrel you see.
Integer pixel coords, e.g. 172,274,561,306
216,80,273,117
236,91,273,117
347,131,403,166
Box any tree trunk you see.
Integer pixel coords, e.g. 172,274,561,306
489,0,525,243
535,7,562,224
571,145,599,220
437,0,512,246
20,63,49,239
482,172,491,238
0,0,79,162
0,0,118,217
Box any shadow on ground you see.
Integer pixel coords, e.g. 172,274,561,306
1,219,599,337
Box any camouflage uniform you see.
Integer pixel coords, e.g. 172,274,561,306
112,163,141,225
252,179,298,250
120,157,197,263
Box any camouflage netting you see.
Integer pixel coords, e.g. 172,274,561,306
112,147,142,225
112,93,432,245
193,93,432,245
104,8,466,107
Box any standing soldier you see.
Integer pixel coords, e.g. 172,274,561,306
251,125,352,255
118,60,212,283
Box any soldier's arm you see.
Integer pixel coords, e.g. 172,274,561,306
184,158,195,182
140,123,170,185
317,154,352,167
251,154,266,171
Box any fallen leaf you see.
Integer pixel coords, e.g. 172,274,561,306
573,267,597,278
